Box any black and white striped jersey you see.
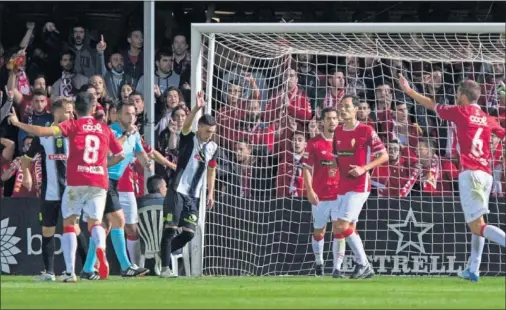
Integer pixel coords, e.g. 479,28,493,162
171,132,218,198
25,135,69,201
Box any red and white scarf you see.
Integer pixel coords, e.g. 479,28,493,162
17,70,31,96
288,154,304,197
419,154,441,192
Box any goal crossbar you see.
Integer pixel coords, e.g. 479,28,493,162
191,23,506,34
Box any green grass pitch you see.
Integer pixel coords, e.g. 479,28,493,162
1,275,504,309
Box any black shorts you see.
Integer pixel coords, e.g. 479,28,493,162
40,200,61,227
104,179,122,214
163,188,200,231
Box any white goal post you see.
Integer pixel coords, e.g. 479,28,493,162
189,23,505,277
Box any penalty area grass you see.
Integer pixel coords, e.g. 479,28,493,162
1,275,504,309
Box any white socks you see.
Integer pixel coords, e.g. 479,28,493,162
469,234,485,274
62,227,77,274
91,225,107,249
482,225,506,248
346,232,368,266
332,237,345,271
127,238,141,266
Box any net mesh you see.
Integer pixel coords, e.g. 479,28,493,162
198,31,506,276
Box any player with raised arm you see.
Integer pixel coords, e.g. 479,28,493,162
159,91,218,278
21,98,92,281
81,101,151,279
399,75,506,282
332,95,389,279
8,91,125,282
302,107,341,277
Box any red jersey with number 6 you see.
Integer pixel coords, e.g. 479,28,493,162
333,122,386,194
58,116,124,190
435,104,506,175
302,134,340,201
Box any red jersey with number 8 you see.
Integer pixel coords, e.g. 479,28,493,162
58,116,124,190
435,104,506,175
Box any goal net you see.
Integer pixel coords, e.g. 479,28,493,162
190,23,506,276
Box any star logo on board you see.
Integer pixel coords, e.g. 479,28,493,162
387,208,434,254
0,218,21,274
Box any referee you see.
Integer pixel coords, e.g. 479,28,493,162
160,91,218,278
22,98,90,281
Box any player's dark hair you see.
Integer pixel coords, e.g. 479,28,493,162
74,91,94,117
458,79,481,102
80,84,96,93
146,175,165,194
128,90,144,101
198,114,216,127
321,107,338,119
342,94,360,107
31,88,47,98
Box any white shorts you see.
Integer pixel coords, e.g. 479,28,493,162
62,186,107,221
119,191,138,224
459,170,493,223
331,192,370,223
312,200,338,229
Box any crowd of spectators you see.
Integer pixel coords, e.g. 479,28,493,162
0,12,505,202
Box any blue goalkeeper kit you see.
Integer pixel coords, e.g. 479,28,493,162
108,122,143,180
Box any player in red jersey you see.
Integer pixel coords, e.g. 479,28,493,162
400,75,506,282
302,107,341,277
332,95,388,279
8,91,125,282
